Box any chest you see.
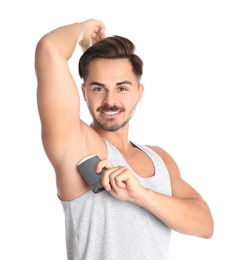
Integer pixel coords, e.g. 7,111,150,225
121,148,155,178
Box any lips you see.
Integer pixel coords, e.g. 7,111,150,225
102,110,120,115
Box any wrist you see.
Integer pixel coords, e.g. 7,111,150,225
133,187,150,206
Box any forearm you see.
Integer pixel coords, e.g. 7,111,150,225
36,19,105,63
136,188,214,238
37,22,84,61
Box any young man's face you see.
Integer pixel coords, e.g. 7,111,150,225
82,58,144,132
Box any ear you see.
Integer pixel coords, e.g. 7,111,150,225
81,84,87,101
137,84,144,102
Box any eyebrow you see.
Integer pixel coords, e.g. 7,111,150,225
89,80,132,87
117,80,132,86
89,81,105,87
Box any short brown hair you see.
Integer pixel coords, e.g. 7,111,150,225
78,35,143,82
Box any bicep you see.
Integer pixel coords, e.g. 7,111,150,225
35,38,81,145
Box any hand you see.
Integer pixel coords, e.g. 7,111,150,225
79,19,106,51
96,159,146,202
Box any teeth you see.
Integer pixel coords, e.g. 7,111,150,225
103,111,119,115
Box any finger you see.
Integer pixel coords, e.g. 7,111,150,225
91,24,106,42
115,171,129,189
108,167,128,193
96,159,113,174
91,32,105,43
101,167,121,191
98,24,106,39
93,23,106,34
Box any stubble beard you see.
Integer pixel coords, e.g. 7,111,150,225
93,116,130,132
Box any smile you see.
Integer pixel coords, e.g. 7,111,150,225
102,111,120,115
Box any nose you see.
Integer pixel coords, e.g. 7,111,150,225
102,90,116,105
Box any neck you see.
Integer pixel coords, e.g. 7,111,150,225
90,122,131,151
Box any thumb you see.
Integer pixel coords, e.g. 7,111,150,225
96,159,113,173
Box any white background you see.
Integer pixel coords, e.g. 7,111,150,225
0,0,234,259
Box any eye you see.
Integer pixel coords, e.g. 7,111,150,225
118,87,128,92
93,87,105,92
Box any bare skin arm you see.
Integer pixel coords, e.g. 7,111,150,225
98,146,214,238
35,20,107,200
138,146,214,238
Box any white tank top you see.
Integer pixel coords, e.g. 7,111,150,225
60,139,172,260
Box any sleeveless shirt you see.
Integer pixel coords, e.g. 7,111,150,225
60,139,172,260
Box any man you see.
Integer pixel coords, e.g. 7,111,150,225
35,19,214,260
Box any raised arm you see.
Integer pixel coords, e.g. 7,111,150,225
35,20,106,200
35,20,105,162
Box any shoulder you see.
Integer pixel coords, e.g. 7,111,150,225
146,145,180,177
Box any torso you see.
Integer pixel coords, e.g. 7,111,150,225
60,139,172,260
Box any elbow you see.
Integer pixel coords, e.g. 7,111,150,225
205,220,214,239
35,36,61,78
35,36,54,58
198,200,214,239
201,216,214,239
35,36,51,70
